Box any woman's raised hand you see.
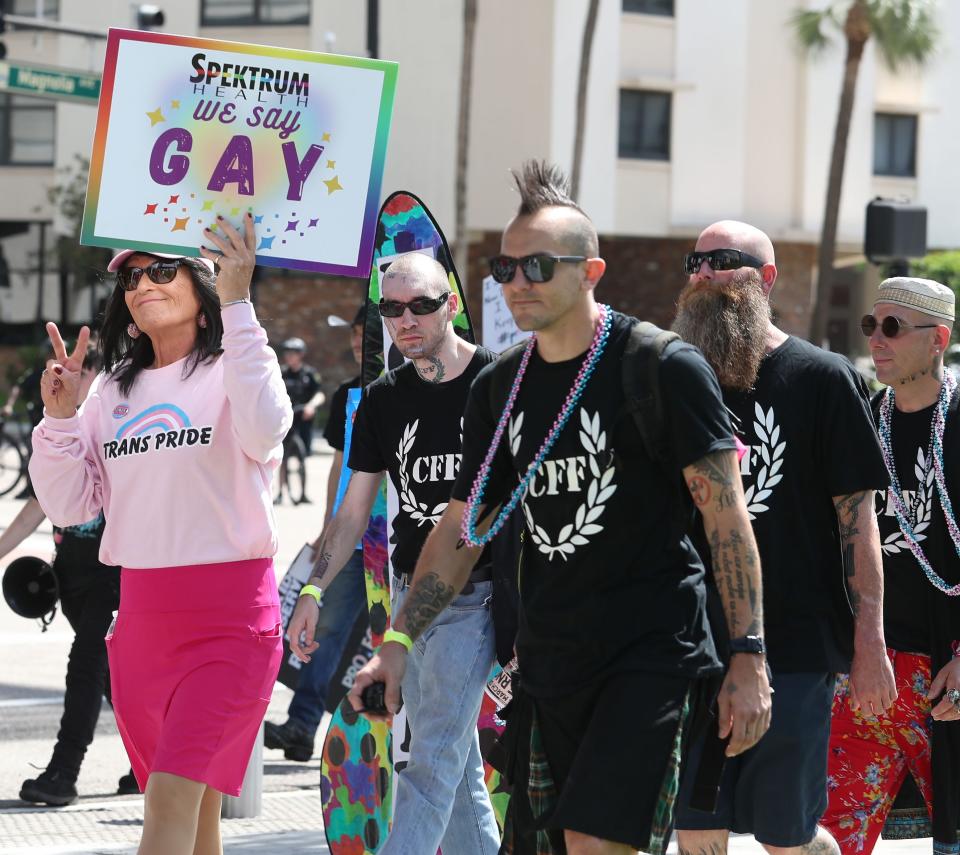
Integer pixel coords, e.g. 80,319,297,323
200,213,257,304
40,323,90,419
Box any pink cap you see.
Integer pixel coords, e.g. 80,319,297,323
107,249,216,275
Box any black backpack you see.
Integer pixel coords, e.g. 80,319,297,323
486,320,682,666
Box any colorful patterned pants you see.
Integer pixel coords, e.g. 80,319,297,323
822,649,933,855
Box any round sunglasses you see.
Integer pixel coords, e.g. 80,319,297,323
860,314,938,339
488,254,586,285
378,292,451,319
116,259,185,291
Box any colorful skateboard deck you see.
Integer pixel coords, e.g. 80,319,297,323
320,192,511,853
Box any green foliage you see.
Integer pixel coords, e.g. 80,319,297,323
790,0,939,70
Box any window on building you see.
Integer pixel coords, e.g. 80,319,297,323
623,0,674,15
0,95,55,166
200,0,309,26
874,113,917,177
2,0,58,15
618,89,671,160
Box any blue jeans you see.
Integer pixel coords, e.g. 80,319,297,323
287,549,367,734
382,580,500,855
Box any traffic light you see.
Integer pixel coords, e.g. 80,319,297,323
136,5,165,30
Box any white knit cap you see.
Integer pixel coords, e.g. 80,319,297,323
875,276,955,322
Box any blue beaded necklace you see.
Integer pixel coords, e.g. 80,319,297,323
460,305,613,548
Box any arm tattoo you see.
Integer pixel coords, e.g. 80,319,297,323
417,356,446,384
311,549,334,586
834,491,867,541
400,571,456,640
690,451,739,512
708,526,763,638
834,491,869,618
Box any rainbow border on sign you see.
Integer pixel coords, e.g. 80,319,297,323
80,28,397,278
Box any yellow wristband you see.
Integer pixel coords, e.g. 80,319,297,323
299,584,323,606
383,628,413,652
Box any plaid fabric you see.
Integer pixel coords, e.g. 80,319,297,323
500,704,556,855
648,690,690,854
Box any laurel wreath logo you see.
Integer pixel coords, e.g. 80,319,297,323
515,408,617,561
881,445,933,554
742,402,786,520
396,420,447,527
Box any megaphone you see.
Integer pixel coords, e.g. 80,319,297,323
3,556,58,630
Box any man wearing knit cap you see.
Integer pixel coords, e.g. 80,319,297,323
822,276,960,855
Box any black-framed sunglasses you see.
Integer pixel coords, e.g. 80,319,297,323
488,253,587,285
378,292,451,319
682,248,766,276
860,314,938,339
116,259,185,291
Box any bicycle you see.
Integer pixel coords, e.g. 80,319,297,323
0,416,29,498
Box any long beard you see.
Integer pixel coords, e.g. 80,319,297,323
672,272,771,392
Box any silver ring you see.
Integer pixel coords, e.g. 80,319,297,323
947,687,960,705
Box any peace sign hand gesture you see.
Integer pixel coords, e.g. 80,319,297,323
40,323,90,419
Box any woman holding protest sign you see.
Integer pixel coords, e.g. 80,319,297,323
28,214,292,855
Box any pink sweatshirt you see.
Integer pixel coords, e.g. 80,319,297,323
29,302,294,569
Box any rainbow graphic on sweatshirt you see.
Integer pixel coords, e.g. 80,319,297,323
115,403,191,439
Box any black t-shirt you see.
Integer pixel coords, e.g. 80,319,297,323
452,311,731,697
323,376,360,453
709,336,888,673
349,348,498,578
875,399,960,654
281,364,322,417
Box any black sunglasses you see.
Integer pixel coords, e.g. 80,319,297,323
116,259,185,291
378,292,451,319
488,254,587,285
683,249,766,275
860,314,938,339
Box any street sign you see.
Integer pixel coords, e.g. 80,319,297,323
0,59,100,104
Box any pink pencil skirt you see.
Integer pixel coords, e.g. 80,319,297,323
105,558,282,796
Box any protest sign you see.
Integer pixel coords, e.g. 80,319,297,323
82,29,397,277
482,274,530,352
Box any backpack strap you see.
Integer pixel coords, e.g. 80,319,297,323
622,321,680,471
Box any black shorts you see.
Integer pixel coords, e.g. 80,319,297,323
675,670,834,847
529,670,691,852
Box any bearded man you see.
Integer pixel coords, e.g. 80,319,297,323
672,220,897,855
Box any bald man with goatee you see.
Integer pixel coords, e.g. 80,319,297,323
672,221,897,855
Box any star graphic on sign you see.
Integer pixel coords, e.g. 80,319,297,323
146,107,165,126
201,200,214,211
258,235,276,250
171,100,180,109
308,218,319,227
326,160,335,169
321,132,331,142
254,214,264,224
323,176,343,194
168,195,179,204
285,220,299,232
171,217,190,231
144,203,158,215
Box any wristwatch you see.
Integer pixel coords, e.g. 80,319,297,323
729,635,766,655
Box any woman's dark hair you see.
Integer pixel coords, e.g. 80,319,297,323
99,256,223,396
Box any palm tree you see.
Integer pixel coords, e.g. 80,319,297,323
571,0,601,202
793,0,938,347
453,0,478,296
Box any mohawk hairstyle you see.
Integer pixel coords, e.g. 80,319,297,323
510,160,598,257
511,160,587,217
